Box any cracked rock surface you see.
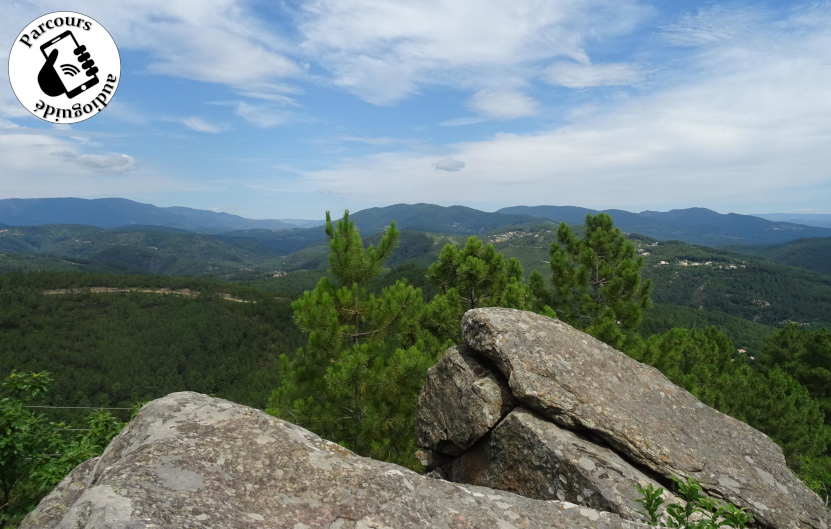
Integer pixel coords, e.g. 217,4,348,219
459,308,831,529
22,391,647,529
448,408,679,523
416,344,514,456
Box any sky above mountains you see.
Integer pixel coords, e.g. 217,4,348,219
2,0,830,219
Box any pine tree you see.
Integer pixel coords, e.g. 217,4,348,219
750,367,829,460
548,213,652,348
761,325,831,425
425,236,550,342
266,211,445,468
629,327,829,461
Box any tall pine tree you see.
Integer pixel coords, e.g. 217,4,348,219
548,213,652,348
267,211,446,468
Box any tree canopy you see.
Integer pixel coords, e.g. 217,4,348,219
547,213,653,348
267,211,447,468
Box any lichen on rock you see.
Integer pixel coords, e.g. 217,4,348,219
22,391,648,529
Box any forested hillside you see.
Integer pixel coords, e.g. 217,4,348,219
726,237,831,277
3,219,831,408
477,225,831,327
0,272,302,416
253,221,831,354
0,224,288,279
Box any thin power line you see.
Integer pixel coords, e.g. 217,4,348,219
25,405,131,410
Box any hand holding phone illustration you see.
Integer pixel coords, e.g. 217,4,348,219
38,31,99,99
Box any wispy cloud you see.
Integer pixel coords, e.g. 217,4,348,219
5,0,303,100
661,5,766,47
296,3,831,213
0,132,176,200
296,0,649,110
233,101,290,128
439,116,488,127
337,136,423,146
468,89,540,120
182,116,224,134
542,62,641,88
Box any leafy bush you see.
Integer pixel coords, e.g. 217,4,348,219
636,478,753,528
0,371,124,528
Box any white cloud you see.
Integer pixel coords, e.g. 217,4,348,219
296,0,648,106
233,101,290,128
433,157,465,172
468,89,540,120
0,132,175,199
439,116,488,127
52,150,138,173
4,1,302,99
296,4,831,212
661,5,765,47
182,116,223,133
337,136,423,146
327,55,417,106
0,117,20,129
543,62,641,88
76,153,138,173
0,0,648,120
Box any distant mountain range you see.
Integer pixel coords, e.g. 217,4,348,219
752,213,831,229
2,198,830,247
0,198,322,232
498,205,831,246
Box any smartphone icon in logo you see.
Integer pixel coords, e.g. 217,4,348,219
40,31,99,99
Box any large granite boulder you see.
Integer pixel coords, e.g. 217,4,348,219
416,344,514,456
22,391,647,529
460,308,831,529
448,408,678,523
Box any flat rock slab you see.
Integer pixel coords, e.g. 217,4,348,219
23,392,648,529
449,408,678,523
462,308,831,529
417,344,514,456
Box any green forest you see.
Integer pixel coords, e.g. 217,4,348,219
0,272,302,413
2,211,831,526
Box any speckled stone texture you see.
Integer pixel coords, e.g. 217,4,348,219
22,391,648,529
448,408,679,523
416,344,514,456
21,456,99,528
461,308,831,529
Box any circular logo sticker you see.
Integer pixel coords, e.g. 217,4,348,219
8,12,120,124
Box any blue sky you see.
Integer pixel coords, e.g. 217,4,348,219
2,0,830,219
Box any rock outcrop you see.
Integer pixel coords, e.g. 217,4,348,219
417,308,831,529
448,408,677,522
21,457,99,528
416,344,514,456
23,391,647,529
